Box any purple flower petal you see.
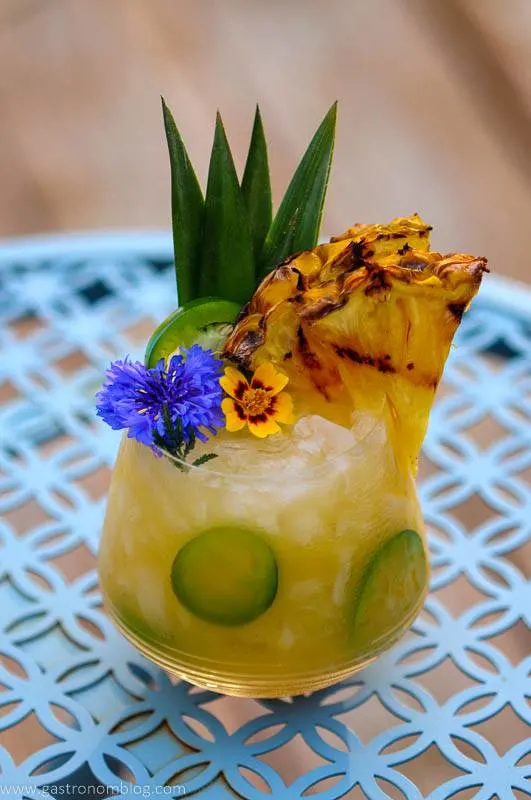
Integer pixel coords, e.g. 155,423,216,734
95,347,224,452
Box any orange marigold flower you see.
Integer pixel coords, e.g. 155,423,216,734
220,362,294,439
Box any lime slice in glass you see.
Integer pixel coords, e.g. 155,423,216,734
351,529,427,650
145,298,241,367
171,526,278,626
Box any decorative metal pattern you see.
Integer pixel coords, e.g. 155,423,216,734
0,233,530,799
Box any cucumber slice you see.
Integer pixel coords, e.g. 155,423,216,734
171,526,278,626
145,298,241,367
351,529,427,649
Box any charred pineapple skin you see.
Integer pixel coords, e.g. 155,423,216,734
224,215,488,470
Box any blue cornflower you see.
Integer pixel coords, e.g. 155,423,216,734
95,345,224,452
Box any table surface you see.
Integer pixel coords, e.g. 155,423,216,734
0,234,530,800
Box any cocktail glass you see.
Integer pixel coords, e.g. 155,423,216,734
99,413,428,698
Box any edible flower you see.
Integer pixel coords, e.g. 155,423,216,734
221,362,294,438
96,345,224,455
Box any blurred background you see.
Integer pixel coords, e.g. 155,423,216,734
1,0,531,282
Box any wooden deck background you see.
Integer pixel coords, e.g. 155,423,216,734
1,0,530,283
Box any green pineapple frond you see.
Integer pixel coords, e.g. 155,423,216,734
162,98,337,306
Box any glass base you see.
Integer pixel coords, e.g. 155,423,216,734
105,597,424,698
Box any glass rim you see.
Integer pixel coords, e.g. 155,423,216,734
147,412,380,480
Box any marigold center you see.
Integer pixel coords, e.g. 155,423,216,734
242,387,271,416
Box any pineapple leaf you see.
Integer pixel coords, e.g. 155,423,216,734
161,97,204,305
241,106,272,265
260,102,337,276
198,113,255,304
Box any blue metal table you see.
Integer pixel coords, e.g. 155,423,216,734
0,233,530,800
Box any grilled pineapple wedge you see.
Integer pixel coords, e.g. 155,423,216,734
224,214,488,472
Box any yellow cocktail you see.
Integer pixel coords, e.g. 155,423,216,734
96,103,487,697
100,413,427,696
